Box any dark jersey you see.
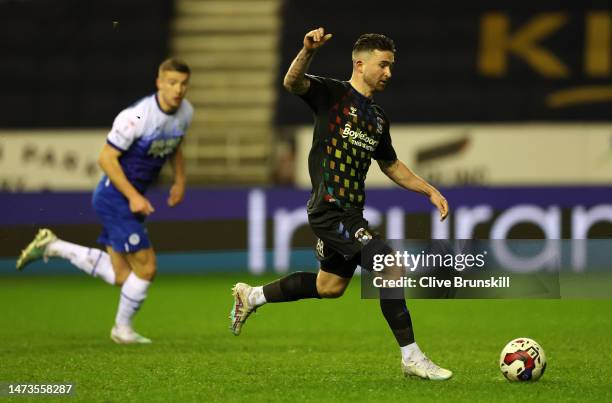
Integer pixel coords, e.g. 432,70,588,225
299,74,397,213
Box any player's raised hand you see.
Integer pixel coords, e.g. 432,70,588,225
129,194,155,216
304,27,332,51
167,182,185,207
430,192,449,222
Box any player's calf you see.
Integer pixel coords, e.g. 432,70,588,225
16,229,116,285
229,272,324,335
316,270,350,298
316,286,345,298
114,271,152,343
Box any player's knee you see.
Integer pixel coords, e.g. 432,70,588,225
110,259,132,286
127,249,157,281
138,263,157,281
114,269,130,286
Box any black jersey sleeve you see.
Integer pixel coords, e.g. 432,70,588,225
374,130,397,161
373,112,398,162
297,74,333,113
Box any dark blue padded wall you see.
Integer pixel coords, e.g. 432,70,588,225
276,0,611,124
0,0,173,127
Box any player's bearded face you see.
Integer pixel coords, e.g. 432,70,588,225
157,71,190,110
362,50,394,92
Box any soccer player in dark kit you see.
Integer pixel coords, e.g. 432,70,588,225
230,28,452,380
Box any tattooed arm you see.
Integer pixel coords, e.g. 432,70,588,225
283,27,332,95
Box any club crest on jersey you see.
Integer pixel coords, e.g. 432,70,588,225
376,116,384,134
349,106,357,117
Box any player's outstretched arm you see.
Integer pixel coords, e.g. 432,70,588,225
98,144,155,215
378,159,449,221
167,144,186,207
283,27,332,95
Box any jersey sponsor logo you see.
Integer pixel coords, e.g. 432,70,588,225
341,123,379,151
147,137,181,158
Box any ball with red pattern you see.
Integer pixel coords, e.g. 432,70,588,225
499,337,547,381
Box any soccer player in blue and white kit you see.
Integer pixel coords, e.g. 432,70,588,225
16,58,193,344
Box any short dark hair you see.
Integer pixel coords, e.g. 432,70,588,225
352,33,396,55
158,58,191,76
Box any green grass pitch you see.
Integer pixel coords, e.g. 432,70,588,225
1,274,611,402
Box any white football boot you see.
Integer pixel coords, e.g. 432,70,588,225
229,282,256,336
16,228,57,270
110,324,152,344
402,355,453,380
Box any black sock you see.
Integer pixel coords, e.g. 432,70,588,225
262,272,321,302
380,289,415,346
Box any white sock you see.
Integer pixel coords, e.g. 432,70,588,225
115,272,151,327
401,342,424,361
46,240,115,285
248,286,267,307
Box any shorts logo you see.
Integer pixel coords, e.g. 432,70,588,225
316,239,325,258
355,228,372,244
128,233,141,246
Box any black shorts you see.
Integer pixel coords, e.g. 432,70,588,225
308,207,380,278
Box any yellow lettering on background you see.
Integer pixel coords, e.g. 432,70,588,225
478,13,569,77
585,12,611,77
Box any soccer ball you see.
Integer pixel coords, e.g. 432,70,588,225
499,337,547,381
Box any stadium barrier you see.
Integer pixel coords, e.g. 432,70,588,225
296,124,612,187
2,186,611,274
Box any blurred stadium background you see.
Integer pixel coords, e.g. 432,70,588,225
1,0,611,274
